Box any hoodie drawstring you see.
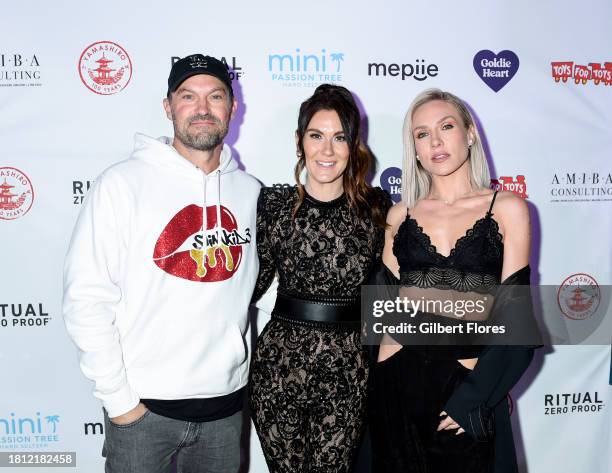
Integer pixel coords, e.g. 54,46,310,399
201,172,208,257
216,170,222,245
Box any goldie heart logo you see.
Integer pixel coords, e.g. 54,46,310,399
473,50,519,92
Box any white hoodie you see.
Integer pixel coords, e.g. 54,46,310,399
63,134,260,417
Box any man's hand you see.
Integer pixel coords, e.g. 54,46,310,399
437,411,465,435
110,403,148,426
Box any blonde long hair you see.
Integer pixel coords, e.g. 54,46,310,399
401,89,490,208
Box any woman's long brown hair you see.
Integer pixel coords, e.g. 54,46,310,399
293,84,387,228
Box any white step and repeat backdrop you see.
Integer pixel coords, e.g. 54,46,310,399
1,1,611,472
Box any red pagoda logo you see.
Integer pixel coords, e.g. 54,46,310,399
78,41,132,95
0,167,34,220
490,175,528,199
557,273,601,320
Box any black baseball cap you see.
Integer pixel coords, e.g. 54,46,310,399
167,54,233,97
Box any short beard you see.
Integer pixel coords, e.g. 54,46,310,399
173,113,229,152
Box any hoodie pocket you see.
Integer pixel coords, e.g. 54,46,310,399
229,323,248,382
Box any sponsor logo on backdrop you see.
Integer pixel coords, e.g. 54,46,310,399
0,53,42,87
79,41,132,95
153,205,251,282
268,48,344,87
367,59,439,81
557,273,601,321
171,56,244,81
83,421,103,436
0,412,61,449
490,175,528,199
544,392,605,415
473,50,519,92
550,171,612,202
380,167,402,203
551,61,612,86
0,167,34,220
72,180,94,205
0,304,50,328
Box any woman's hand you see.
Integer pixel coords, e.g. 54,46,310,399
437,411,465,435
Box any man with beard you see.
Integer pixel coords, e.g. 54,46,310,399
63,55,260,473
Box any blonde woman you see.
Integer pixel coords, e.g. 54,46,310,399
369,89,535,473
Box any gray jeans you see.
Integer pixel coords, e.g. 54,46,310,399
102,409,242,473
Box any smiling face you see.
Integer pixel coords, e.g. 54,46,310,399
301,109,350,192
163,74,236,152
411,99,474,177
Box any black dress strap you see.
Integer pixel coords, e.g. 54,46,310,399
486,190,499,216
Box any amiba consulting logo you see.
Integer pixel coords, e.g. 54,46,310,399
0,412,61,449
268,48,344,87
0,53,42,87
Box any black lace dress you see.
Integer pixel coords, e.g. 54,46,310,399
370,191,535,473
249,184,390,473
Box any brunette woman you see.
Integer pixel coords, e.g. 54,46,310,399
249,84,391,473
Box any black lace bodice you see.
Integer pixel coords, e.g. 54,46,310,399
393,192,503,294
253,185,391,301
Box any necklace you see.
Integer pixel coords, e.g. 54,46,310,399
429,189,474,205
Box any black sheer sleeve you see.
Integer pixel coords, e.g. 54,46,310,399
443,265,540,441
251,188,278,303
372,187,393,262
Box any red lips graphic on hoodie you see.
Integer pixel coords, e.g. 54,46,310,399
153,204,244,282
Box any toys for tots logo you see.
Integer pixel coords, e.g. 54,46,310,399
78,41,132,95
551,61,612,86
557,273,600,320
153,205,251,282
490,175,528,199
0,167,34,220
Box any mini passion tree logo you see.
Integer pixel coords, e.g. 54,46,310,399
79,41,132,95
0,411,61,449
268,48,344,87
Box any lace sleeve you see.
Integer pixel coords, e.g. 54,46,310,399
373,187,392,261
251,187,278,302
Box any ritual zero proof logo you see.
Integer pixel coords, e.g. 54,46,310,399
153,205,251,282
0,167,34,220
78,41,132,95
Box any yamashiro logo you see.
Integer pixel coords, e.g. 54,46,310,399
268,48,344,87
153,205,251,282
0,167,34,220
79,41,132,95
0,411,61,449
557,273,601,321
